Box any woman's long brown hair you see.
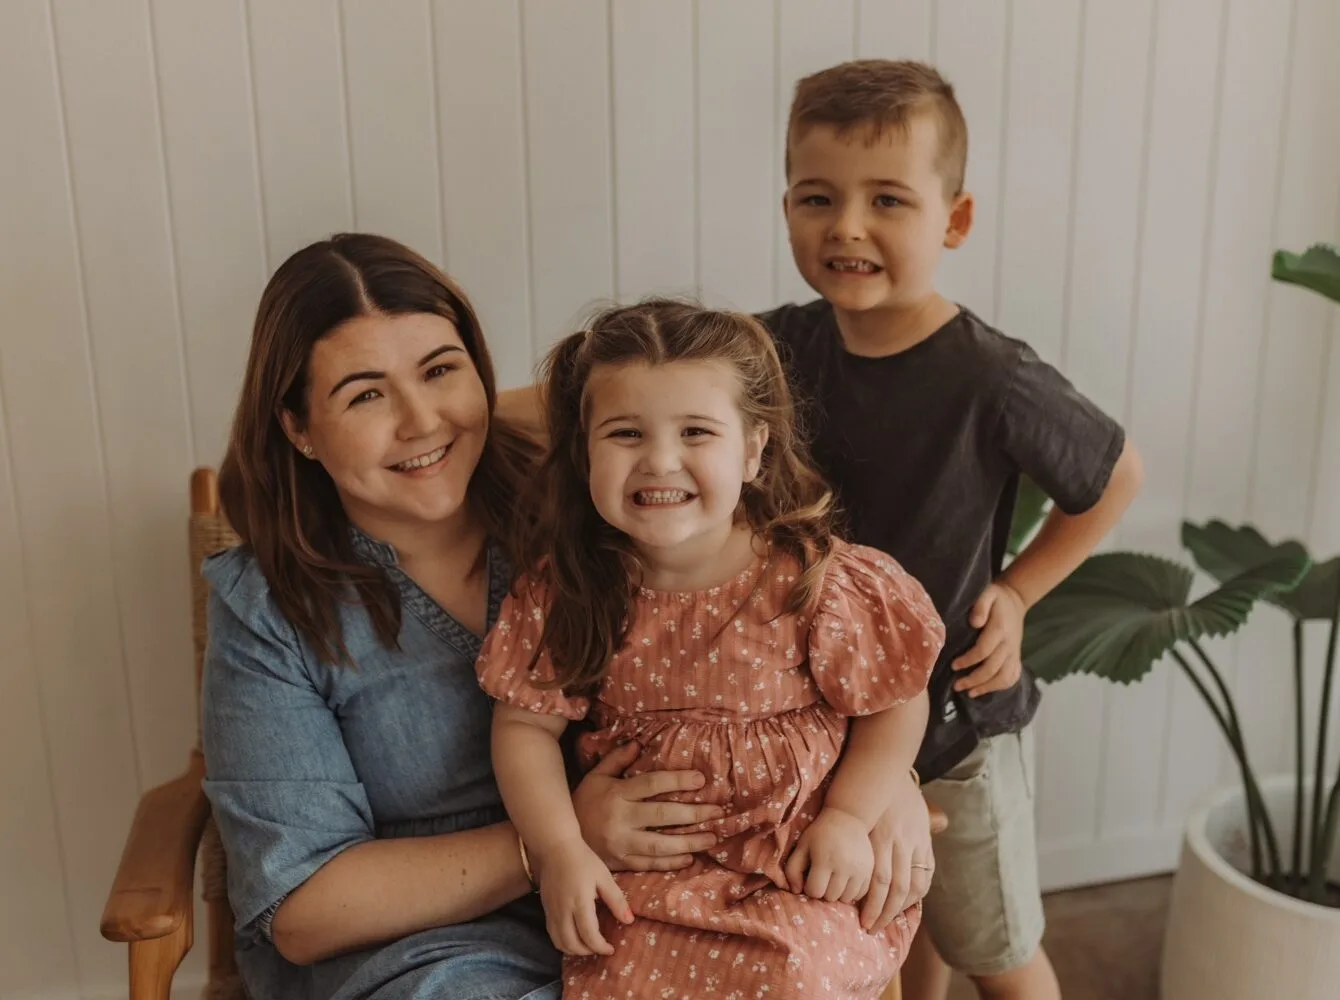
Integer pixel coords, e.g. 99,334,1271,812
524,298,836,694
219,233,537,664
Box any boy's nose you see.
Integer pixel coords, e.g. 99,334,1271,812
827,206,866,242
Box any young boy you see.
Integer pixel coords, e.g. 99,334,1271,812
764,60,1144,1000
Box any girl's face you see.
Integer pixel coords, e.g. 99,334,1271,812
584,360,768,562
281,311,489,542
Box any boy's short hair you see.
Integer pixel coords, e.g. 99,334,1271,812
786,59,968,197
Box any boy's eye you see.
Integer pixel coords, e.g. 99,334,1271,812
800,194,831,207
874,194,902,208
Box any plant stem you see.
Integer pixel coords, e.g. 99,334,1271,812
1318,769,1340,902
1293,620,1306,889
1189,638,1282,879
1171,647,1264,880
1308,580,1340,899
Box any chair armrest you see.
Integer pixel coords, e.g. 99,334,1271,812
101,750,210,943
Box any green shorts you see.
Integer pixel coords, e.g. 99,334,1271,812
919,731,1045,977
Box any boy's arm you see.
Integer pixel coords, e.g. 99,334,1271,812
495,385,545,442
1001,438,1144,607
953,439,1145,696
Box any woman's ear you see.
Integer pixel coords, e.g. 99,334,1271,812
743,424,770,483
278,407,312,458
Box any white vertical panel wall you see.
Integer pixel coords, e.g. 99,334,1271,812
0,1,1337,996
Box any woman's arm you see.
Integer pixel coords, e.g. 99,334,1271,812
271,823,530,965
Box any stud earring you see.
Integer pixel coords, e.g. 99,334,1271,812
302,445,314,458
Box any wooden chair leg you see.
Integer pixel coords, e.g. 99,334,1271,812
882,973,903,1000
128,914,192,1000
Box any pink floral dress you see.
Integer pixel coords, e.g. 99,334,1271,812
477,540,944,999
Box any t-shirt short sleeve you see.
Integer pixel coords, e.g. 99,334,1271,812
996,343,1126,515
476,578,591,721
807,543,945,716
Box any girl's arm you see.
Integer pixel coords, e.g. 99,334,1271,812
825,690,929,829
492,703,632,956
491,704,585,861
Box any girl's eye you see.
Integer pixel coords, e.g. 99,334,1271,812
875,194,902,208
683,426,713,438
609,428,641,439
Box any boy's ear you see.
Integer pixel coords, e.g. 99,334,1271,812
944,192,975,249
780,190,791,224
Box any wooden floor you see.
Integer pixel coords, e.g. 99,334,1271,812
946,876,1172,1000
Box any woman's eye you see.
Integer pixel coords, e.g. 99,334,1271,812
425,363,458,380
349,389,381,406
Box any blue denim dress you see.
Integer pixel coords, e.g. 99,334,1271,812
200,529,561,1000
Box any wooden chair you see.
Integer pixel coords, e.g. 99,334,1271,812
101,468,243,1000
98,467,945,1000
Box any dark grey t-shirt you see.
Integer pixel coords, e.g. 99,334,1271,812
759,300,1125,779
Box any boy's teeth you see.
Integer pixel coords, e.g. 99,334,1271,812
636,489,690,504
394,445,447,471
829,259,877,272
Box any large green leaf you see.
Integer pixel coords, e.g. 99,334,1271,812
1023,547,1311,685
1008,476,1052,557
1181,520,1332,620
1272,243,1340,304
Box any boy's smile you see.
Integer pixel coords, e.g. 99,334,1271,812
784,115,973,346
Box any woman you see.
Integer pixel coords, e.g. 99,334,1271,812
201,233,723,999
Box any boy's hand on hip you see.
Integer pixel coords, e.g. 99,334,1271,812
952,581,1026,697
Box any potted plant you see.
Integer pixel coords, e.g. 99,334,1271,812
1015,243,1340,999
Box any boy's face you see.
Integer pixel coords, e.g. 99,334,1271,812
783,115,972,317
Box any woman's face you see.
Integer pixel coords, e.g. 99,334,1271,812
282,311,489,540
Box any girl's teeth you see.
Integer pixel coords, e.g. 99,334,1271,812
637,490,690,504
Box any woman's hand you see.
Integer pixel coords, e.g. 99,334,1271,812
532,838,632,956
785,806,874,903
572,742,725,871
860,772,935,931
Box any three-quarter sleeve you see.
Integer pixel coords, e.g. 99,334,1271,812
200,549,374,940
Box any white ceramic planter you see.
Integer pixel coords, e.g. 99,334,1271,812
1161,775,1340,1000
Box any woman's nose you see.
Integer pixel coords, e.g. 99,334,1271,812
397,390,443,439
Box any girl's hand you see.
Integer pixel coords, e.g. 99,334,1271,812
533,838,633,956
572,742,726,871
861,773,935,931
784,807,873,903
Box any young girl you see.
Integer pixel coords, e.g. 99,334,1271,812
477,300,944,999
